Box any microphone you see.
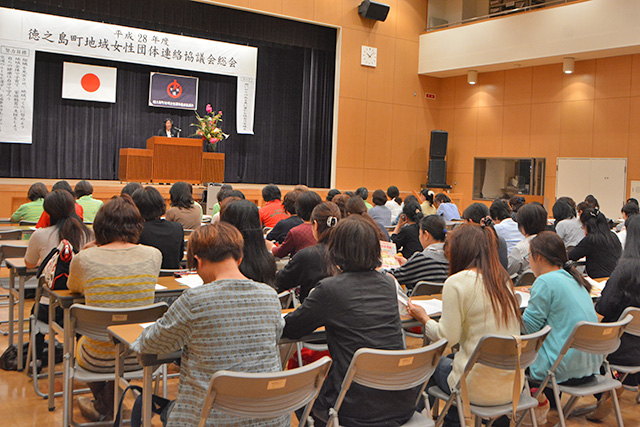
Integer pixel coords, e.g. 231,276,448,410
173,126,182,132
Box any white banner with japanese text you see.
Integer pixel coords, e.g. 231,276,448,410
0,43,35,144
0,7,257,143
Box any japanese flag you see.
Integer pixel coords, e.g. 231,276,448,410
62,62,117,103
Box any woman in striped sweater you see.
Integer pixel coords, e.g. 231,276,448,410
388,215,449,290
68,195,162,421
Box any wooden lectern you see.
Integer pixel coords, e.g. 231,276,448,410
118,137,225,183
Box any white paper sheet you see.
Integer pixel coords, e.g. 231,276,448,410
515,290,530,308
155,284,167,290
176,274,204,288
139,322,155,329
411,299,443,316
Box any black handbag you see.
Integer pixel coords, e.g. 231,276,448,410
113,384,174,427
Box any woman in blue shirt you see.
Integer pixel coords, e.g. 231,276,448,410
523,231,603,407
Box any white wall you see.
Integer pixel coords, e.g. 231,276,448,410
419,0,640,76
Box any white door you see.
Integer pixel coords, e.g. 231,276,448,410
556,158,626,219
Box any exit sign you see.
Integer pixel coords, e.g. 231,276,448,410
425,93,436,100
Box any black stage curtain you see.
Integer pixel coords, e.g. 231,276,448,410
0,0,336,187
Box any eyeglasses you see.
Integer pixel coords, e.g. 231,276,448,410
524,252,531,261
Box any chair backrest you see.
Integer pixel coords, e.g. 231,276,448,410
277,290,293,309
514,271,536,287
557,316,632,361
0,230,22,240
198,356,332,427
345,338,448,391
464,325,551,372
618,307,640,337
69,302,168,341
412,281,445,296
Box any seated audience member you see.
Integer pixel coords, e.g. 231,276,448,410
434,193,461,221
275,202,340,302
596,215,640,403
392,194,417,225
523,232,603,409
407,223,522,426
326,188,341,202
259,184,289,228
576,201,588,218
132,186,184,270
569,208,621,279
25,190,93,362
387,215,449,290
385,185,403,219
270,191,322,259
210,184,232,215
221,199,277,286
419,189,437,216
68,196,162,421
368,189,392,228
25,190,93,268
332,193,351,219
391,199,424,258
133,222,287,426
164,181,203,230
283,216,420,426
347,196,389,241
120,182,143,197
584,194,600,210
211,189,245,224
266,190,303,244
36,180,84,228
74,180,103,222
491,199,524,254
11,182,48,223
507,203,548,277
463,203,508,269
355,186,372,209
615,201,639,248
509,195,526,219
553,197,584,249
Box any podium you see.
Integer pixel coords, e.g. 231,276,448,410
118,137,225,183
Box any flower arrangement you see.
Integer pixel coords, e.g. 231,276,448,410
190,104,229,152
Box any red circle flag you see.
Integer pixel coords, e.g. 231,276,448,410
81,73,101,93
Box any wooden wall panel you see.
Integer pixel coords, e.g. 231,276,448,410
443,54,640,211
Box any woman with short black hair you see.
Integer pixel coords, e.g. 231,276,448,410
568,208,622,278
283,216,420,426
165,181,203,230
507,202,548,276
385,185,403,219
434,192,461,221
132,186,184,270
462,203,508,269
11,182,48,222
266,190,304,244
553,198,583,249
390,199,424,258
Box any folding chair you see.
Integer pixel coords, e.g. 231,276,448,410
277,289,294,309
514,271,536,287
158,268,189,277
19,220,38,226
608,307,640,404
528,316,632,427
63,303,169,427
411,281,444,297
429,326,552,427
327,339,448,427
198,355,332,427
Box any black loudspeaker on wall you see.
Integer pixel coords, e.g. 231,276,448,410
358,0,390,22
428,130,451,188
